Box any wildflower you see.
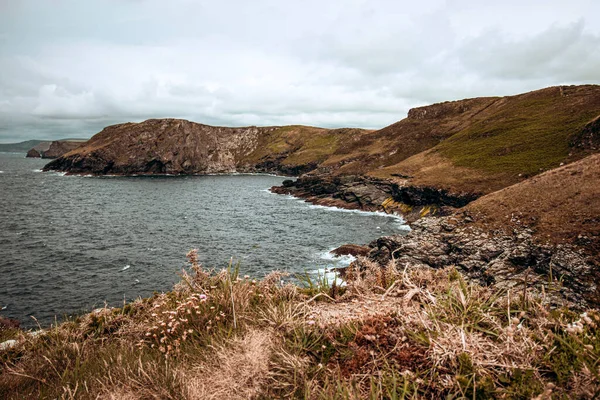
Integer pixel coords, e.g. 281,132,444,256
565,320,584,335
199,294,207,301
188,329,193,334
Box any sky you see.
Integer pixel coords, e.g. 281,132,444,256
0,0,599,142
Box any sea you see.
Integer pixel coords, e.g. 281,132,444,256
0,152,409,328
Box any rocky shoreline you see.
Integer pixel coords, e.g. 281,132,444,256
270,174,480,222
346,214,598,308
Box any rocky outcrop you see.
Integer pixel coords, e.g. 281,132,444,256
272,175,480,221
27,140,85,159
330,244,371,258
26,148,41,158
570,114,600,151
356,215,599,307
44,119,289,175
26,141,51,158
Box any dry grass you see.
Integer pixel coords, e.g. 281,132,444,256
466,153,600,254
184,329,274,399
1,251,599,399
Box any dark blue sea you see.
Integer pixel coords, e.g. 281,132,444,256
0,152,409,327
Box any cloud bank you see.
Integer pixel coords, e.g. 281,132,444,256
0,0,599,141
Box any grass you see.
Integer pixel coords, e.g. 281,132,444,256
1,251,599,398
436,96,599,176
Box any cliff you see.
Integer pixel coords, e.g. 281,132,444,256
43,120,371,175
26,140,86,159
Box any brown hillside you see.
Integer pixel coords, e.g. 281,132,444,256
465,153,600,255
368,85,600,194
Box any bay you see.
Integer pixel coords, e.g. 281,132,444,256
0,153,408,327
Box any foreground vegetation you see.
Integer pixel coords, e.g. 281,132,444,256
1,251,599,399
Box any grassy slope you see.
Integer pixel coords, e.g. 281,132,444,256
464,153,600,254
368,85,600,194
239,125,373,167
1,255,599,399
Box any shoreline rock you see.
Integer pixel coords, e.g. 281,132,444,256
352,214,598,308
271,174,479,222
330,244,371,258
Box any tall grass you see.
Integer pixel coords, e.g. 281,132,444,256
1,251,598,398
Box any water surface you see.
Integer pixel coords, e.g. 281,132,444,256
0,153,408,327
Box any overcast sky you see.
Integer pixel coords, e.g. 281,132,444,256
0,0,599,142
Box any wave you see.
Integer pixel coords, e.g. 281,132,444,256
319,249,356,266
121,265,131,271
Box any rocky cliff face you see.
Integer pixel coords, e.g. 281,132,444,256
271,175,479,222
44,119,281,174
357,215,598,307
27,140,85,159
26,142,51,158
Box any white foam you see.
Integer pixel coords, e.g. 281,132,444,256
121,265,131,271
32,169,42,173
305,203,411,231
320,249,356,266
0,171,4,173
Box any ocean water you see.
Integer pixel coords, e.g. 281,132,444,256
0,153,409,327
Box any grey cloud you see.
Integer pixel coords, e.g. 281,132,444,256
458,21,600,82
0,0,599,143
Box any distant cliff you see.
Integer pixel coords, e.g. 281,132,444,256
43,119,371,175
27,140,86,159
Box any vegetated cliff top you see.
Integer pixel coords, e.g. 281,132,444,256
464,152,600,256
366,84,600,193
45,85,599,195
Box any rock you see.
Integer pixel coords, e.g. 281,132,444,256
330,244,371,258
27,140,85,159
354,214,598,308
26,148,41,158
